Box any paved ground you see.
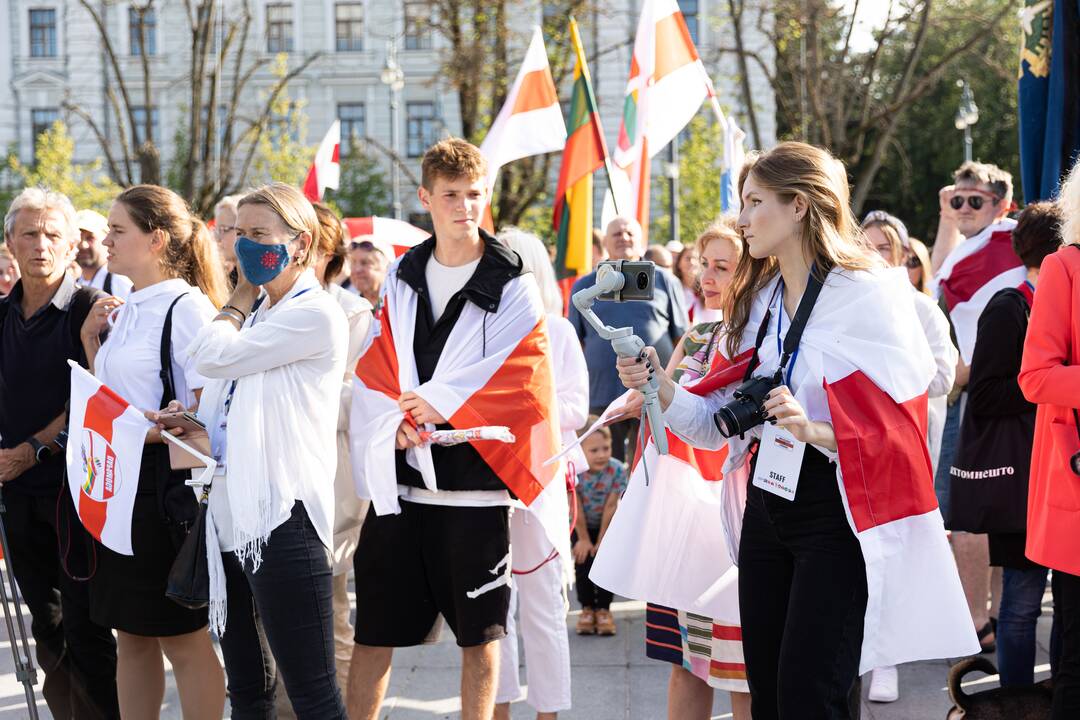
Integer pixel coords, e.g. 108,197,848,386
0,588,1053,719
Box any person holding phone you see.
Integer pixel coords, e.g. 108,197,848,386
616,143,977,718
187,183,349,718
79,184,227,719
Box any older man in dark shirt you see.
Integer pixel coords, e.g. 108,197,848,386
569,216,688,461
0,188,119,719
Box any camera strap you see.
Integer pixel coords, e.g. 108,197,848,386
743,265,826,385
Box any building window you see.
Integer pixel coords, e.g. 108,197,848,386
266,3,293,53
677,0,699,46
335,3,363,52
30,108,59,161
131,106,160,147
29,8,57,58
406,102,438,158
338,103,366,150
129,7,157,56
403,2,432,51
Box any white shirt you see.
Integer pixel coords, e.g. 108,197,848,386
85,265,133,301
549,313,590,468
425,255,481,322
190,270,348,553
95,279,215,410
911,288,957,471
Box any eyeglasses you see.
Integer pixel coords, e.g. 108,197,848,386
950,194,1000,211
904,254,923,270
349,240,376,251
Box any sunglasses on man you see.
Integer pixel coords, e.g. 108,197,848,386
949,193,1001,211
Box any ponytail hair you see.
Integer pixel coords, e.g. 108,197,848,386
115,185,228,308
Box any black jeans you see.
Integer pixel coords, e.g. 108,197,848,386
1054,570,1080,719
573,526,613,610
2,488,119,720
738,448,867,720
218,502,346,720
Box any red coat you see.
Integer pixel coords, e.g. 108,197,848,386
1019,245,1080,575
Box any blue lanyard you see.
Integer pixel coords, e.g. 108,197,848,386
775,280,799,388
222,286,313,417
1024,280,1035,293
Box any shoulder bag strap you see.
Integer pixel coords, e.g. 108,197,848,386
103,272,113,295
742,265,825,383
158,294,188,410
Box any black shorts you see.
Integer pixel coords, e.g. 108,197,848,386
352,500,511,648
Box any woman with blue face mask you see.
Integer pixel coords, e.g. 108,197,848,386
171,183,349,718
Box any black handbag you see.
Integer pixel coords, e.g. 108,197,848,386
947,288,1035,533
166,486,210,609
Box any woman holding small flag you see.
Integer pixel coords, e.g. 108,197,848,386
78,184,227,719
187,183,349,718
616,142,977,719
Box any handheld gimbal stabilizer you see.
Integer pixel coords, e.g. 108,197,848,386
572,261,668,455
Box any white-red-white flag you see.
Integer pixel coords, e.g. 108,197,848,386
343,216,431,258
931,218,1023,364
614,0,714,238
479,26,566,193
65,361,151,555
303,120,341,203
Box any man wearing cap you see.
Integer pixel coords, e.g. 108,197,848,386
74,209,132,300
345,237,391,307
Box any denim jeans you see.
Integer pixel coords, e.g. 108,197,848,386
997,566,1060,686
218,502,346,720
935,395,964,523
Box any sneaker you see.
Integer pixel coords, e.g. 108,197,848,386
595,608,617,636
868,665,899,703
576,608,596,635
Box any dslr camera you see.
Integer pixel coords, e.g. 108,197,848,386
713,372,781,439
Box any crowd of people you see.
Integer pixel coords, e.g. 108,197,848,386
0,135,1077,720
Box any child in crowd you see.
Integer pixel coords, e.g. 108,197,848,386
573,419,628,637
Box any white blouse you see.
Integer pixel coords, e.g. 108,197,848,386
190,270,348,554
95,278,216,410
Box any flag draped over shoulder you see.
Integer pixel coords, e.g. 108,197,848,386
931,219,1023,364
350,262,562,515
708,269,978,672
65,361,151,555
589,349,756,624
613,0,712,238
1018,0,1080,203
480,26,566,195
552,18,608,279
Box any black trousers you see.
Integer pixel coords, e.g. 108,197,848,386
573,526,613,610
738,448,867,720
2,488,119,720
1053,570,1080,719
218,502,346,720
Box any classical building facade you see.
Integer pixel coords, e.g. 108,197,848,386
0,0,775,224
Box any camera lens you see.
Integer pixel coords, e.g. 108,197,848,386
713,407,738,438
636,272,649,291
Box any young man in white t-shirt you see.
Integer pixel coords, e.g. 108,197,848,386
349,139,533,720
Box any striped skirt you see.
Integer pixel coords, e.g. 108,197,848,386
645,603,749,693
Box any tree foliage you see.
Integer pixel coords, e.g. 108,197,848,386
652,116,724,246
323,150,392,219
252,55,312,187
7,122,122,214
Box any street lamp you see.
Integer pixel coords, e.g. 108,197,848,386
954,80,979,164
381,40,405,220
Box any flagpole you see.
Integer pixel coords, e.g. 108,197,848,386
569,17,620,215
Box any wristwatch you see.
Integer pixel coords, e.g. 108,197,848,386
26,437,50,464
53,430,69,452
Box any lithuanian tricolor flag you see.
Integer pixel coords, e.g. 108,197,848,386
552,17,609,280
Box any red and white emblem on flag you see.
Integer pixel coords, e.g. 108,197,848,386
66,362,151,555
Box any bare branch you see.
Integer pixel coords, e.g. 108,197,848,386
61,101,124,181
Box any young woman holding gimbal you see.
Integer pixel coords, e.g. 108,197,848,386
617,142,977,720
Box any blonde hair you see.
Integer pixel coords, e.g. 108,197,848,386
726,142,875,359
696,217,743,259
116,185,227,308
580,415,611,441
863,219,905,268
497,227,562,315
908,237,933,295
312,203,347,284
1059,159,1080,246
238,183,320,268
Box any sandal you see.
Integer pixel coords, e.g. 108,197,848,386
977,621,996,653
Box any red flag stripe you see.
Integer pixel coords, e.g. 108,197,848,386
511,68,560,115
940,230,1023,309
354,305,401,401
79,386,130,541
